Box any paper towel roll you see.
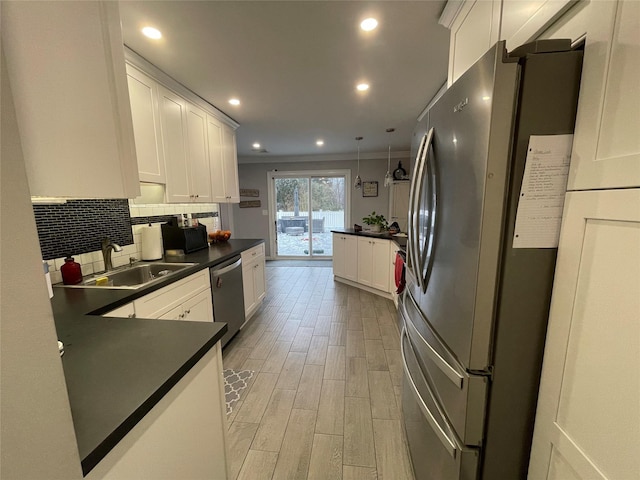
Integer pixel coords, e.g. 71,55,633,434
141,225,163,260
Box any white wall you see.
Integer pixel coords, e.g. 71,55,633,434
232,157,407,257
0,48,83,479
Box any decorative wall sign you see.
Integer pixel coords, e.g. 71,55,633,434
362,181,378,197
240,188,260,197
239,200,261,208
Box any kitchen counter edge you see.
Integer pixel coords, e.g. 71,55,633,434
52,238,264,476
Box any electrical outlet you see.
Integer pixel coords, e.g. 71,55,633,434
262,210,268,216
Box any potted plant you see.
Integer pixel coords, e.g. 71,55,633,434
362,211,389,233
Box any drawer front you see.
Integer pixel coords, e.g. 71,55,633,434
134,269,210,319
241,243,265,263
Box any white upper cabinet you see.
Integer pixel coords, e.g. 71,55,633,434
566,0,640,190
125,50,240,203
126,65,165,184
442,0,580,85
444,0,501,85
207,115,226,203
186,104,213,203
2,1,140,198
209,118,240,203
501,0,575,50
158,85,191,203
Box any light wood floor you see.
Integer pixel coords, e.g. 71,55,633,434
222,265,415,480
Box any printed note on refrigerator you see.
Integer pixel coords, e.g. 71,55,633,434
513,134,573,249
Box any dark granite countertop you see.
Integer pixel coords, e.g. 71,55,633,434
52,238,264,475
331,229,407,250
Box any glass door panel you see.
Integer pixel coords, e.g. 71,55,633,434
273,173,346,258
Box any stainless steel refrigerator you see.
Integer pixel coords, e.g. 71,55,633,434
401,40,582,479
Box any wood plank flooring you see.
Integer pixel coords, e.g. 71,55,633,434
223,265,414,480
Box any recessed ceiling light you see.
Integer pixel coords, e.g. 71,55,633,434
229,98,240,106
252,143,261,149
141,26,162,40
356,83,370,92
316,140,324,146
360,18,378,31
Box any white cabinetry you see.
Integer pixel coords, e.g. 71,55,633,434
441,0,580,86
528,2,640,478
332,234,358,282
241,244,266,320
208,118,240,203
566,0,640,190
357,237,391,293
389,181,411,233
85,344,229,480
133,270,212,320
126,65,165,184
103,302,136,318
125,50,241,204
185,103,213,203
444,0,501,85
158,290,213,323
158,85,191,203
3,1,140,199
158,87,212,204
528,189,640,480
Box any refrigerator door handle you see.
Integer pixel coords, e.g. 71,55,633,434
402,300,464,389
401,326,460,459
407,132,428,287
421,134,438,292
410,128,434,289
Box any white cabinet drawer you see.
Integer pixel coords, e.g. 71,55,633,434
134,269,210,319
103,302,136,318
241,243,265,263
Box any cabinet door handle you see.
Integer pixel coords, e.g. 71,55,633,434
128,313,136,318
185,309,191,315
195,194,199,198
179,313,185,319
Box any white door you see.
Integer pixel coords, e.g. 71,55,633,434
185,103,211,203
528,188,640,480
158,85,191,203
567,0,640,190
126,65,165,184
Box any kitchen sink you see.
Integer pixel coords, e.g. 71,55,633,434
56,263,197,289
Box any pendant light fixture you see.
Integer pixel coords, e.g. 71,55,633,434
354,136,363,189
384,128,395,187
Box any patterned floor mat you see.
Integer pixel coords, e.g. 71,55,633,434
223,369,254,415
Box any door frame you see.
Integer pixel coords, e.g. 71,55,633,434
267,169,351,259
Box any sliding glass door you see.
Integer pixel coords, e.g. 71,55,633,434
270,171,349,258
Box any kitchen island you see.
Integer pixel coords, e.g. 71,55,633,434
331,229,406,302
52,239,263,477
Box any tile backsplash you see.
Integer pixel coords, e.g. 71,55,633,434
36,199,219,284
34,200,133,260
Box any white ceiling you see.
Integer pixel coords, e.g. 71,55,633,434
118,1,450,160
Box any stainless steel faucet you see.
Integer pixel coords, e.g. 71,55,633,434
101,238,123,271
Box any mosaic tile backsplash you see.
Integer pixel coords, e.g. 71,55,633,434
36,199,220,284
34,200,133,260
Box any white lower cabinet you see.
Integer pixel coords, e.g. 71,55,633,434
241,244,266,319
332,233,358,281
85,344,229,480
357,237,391,292
333,234,392,296
133,270,212,320
158,289,213,322
103,302,136,318
529,188,640,480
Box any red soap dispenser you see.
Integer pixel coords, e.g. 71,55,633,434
61,256,83,285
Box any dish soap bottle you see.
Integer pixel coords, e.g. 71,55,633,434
61,256,83,285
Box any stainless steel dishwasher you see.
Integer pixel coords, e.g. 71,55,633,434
210,255,245,348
